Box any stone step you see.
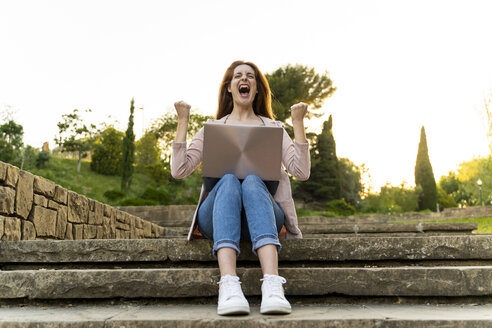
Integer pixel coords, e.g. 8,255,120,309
162,222,478,238
1,266,491,299
1,235,491,264
298,215,394,225
303,232,478,238
298,222,477,234
298,207,491,224
162,226,189,237
1,304,492,327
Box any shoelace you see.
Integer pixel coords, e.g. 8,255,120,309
217,275,243,300
260,275,287,297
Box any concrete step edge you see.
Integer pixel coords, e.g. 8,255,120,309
298,222,478,234
1,266,491,299
1,235,492,263
1,304,491,328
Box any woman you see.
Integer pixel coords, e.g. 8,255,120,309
171,60,310,315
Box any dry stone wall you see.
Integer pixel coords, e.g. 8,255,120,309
0,161,164,241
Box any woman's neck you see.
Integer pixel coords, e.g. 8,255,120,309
227,106,263,125
229,106,256,120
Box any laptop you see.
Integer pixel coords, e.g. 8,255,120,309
202,122,283,194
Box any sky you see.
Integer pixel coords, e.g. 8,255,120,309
1,0,492,190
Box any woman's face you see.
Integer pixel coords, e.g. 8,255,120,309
228,64,258,107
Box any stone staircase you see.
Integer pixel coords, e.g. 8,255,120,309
2,162,492,325
1,235,492,326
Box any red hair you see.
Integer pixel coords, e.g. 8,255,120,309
216,61,274,120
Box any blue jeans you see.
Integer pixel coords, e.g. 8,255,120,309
197,174,284,256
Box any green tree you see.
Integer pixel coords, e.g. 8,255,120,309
360,184,419,214
151,111,212,162
266,64,336,123
295,115,341,203
121,99,136,192
134,131,172,186
439,172,470,206
55,109,96,172
20,145,37,170
439,172,460,195
135,132,161,167
439,156,492,207
437,186,457,209
415,126,437,211
35,151,51,169
338,157,363,207
91,127,124,175
0,120,24,165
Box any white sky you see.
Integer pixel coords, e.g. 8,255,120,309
1,0,491,189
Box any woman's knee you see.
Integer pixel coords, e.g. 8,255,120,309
241,174,263,192
218,174,241,194
221,173,241,187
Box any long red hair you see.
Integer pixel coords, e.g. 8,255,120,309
216,61,275,120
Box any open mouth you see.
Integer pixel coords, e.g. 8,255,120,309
239,84,250,96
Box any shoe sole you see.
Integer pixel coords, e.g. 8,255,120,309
217,305,250,316
260,305,292,314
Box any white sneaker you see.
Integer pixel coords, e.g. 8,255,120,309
260,274,292,314
217,275,250,315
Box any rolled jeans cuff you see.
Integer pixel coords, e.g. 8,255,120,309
252,234,281,256
213,240,241,257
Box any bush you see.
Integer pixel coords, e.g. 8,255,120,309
139,163,172,185
35,151,51,168
140,187,170,205
325,199,356,216
296,207,337,218
104,189,126,201
90,127,124,175
119,198,158,206
437,186,457,210
360,184,419,214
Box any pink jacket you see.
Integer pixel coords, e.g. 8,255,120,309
171,115,310,240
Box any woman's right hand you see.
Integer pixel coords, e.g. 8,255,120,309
174,101,191,121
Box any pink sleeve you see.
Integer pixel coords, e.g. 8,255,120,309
170,127,204,179
281,126,311,181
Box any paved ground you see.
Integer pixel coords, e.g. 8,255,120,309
1,304,492,327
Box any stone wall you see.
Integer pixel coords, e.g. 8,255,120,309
0,161,164,241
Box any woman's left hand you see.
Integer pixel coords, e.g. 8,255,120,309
291,102,308,122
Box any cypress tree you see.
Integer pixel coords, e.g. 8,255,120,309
121,98,136,192
295,115,341,202
415,126,437,211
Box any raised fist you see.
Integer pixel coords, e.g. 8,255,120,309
291,102,308,121
174,101,191,120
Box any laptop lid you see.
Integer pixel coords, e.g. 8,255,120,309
202,122,283,191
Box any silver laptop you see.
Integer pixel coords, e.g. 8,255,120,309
202,122,283,193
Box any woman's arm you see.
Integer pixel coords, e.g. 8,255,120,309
174,101,191,142
171,101,204,179
291,102,308,144
281,102,311,180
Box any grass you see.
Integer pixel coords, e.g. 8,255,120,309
296,208,337,218
400,217,492,234
27,156,156,206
